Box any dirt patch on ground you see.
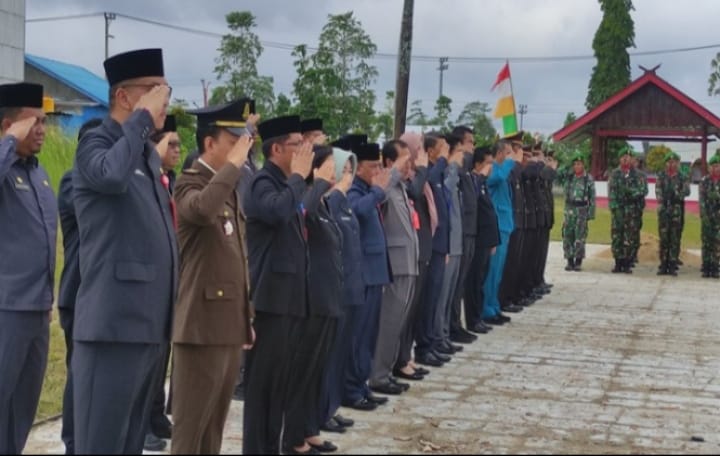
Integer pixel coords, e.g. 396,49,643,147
593,232,702,268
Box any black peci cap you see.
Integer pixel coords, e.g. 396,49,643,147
0,83,43,108
331,134,368,151
257,115,301,141
300,118,323,134
162,115,177,133
352,142,381,162
104,48,165,86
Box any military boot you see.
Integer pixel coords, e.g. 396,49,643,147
667,262,678,277
657,262,668,276
702,263,711,278
574,258,583,272
712,264,720,279
565,258,575,271
612,259,622,273
622,259,633,274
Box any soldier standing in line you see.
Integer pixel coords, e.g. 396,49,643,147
629,151,648,267
655,151,691,276
608,148,647,273
700,154,720,279
560,154,596,272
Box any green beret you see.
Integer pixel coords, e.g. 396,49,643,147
664,151,681,163
618,145,634,157
571,153,585,163
709,154,720,166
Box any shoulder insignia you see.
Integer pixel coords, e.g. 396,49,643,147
182,169,200,175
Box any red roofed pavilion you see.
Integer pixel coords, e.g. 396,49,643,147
552,66,720,179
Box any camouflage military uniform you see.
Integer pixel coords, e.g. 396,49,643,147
608,167,648,272
655,170,690,274
700,174,720,278
630,170,648,263
561,170,596,263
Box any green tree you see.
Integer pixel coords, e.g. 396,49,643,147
372,91,395,142
432,95,453,131
585,0,635,171
211,11,275,113
454,101,497,145
407,99,430,130
586,0,635,110
708,52,720,97
168,100,197,161
292,12,378,138
274,93,294,117
552,111,592,167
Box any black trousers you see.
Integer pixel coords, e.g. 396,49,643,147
59,308,75,455
284,316,337,446
320,307,350,424
0,311,49,455
73,341,166,454
536,227,551,287
519,229,540,296
396,260,429,369
450,236,476,335
464,246,492,328
414,252,446,358
499,229,524,307
243,313,304,455
148,343,171,433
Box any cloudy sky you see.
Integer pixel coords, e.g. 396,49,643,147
24,0,720,135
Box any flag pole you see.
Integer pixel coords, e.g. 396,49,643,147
505,59,519,134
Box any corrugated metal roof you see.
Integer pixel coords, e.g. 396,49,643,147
25,54,108,107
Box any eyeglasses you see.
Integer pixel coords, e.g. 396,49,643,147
121,83,173,98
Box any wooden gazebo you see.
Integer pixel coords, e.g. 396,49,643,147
552,66,720,179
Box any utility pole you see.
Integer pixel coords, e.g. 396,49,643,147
437,57,449,99
393,0,414,138
518,104,528,130
201,79,211,107
104,12,116,60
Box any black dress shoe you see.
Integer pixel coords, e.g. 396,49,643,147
414,367,430,376
449,343,463,352
366,393,389,405
393,369,425,381
333,415,354,428
143,432,167,452
415,353,444,367
308,440,338,453
501,304,523,313
450,329,477,344
498,313,512,323
483,316,505,326
468,323,489,334
371,382,403,395
431,350,452,362
389,377,411,391
151,416,172,439
320,418,347,434
435,344,456,355
343,398,377,411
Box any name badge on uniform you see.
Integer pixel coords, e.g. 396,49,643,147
15,177,30,191
224,220,234,236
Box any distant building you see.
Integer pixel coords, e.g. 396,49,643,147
24,54,108,133
0,0,25,83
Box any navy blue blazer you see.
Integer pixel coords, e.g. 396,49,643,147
347,176,391,287
72,111,179,344
327,189,365,307
428,157,450,255
58,170,80,312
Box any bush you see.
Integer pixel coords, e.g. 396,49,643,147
38,126,77,193
646,144,671,174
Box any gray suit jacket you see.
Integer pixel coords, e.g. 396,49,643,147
382,169,419,277
72,111,179,344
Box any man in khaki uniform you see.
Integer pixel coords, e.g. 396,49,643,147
171,99,255,454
